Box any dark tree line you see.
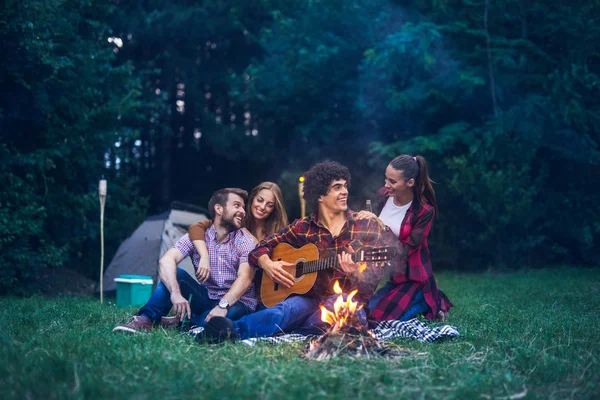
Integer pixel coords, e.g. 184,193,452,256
1,0,599,293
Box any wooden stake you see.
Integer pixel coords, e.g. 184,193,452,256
99,178,107,303
298,176,306,218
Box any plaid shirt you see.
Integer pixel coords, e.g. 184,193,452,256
248,210,388,302
371,187,453,321
173,228,258,311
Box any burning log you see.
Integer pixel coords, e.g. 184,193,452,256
304,281,411,361
304,321,384,361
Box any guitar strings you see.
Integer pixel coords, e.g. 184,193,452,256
295,248,390,277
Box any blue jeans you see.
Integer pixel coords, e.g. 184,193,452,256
369,281,429,321
138,268,251,326
231,293,369,339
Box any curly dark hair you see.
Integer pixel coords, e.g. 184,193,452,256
302,160,351,212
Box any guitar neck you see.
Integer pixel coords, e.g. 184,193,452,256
301,252,363,275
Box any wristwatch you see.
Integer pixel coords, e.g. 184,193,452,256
218,299,230,310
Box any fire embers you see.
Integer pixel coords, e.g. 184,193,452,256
304,280,410,361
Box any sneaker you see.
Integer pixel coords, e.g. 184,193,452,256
113,315,153,334
197,316,236,344
187,325,205,337
160,316,180,329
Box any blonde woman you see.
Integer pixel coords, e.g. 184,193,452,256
188,182,288,284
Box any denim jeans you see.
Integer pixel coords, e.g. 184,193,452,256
369,281,429,321
138,268,251,326
231,293,369,339
231,295,318,339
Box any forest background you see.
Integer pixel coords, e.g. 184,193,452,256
1,0,599,293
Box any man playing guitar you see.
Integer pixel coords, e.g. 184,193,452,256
200,160,392,342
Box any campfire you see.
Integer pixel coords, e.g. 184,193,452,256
304,280,410,361
319,281,363,331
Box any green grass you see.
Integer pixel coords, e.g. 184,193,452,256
1,268,599,399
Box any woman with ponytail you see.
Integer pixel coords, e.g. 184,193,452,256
356,155,453,322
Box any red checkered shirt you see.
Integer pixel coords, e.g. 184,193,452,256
248,210,389,303
370,187,453,321
174,228,258,311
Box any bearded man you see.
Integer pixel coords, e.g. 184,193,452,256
113,188,257,333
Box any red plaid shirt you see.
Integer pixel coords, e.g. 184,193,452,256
371,188,453,321
248,210,388,302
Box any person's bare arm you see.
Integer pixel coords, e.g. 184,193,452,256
158,248,190,321
193,240,210,282
189,220,213,282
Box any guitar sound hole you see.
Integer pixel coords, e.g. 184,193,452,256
272,258,284,290
295,262,304,278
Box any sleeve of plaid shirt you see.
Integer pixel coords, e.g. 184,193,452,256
172,234,195,259
393,207,435,282
237,231,258,265
248,220,303,269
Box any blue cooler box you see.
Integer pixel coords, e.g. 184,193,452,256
114,275,154,306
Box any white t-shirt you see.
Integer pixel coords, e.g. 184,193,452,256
379,197,412,237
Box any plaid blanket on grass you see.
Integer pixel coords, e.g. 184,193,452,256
190,318,459,346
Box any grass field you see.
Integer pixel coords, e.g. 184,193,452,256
1,268,599,399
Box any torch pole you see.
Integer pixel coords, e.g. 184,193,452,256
298,176,306,218
99,178,107,303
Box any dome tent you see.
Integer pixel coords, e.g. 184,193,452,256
102,202,208,292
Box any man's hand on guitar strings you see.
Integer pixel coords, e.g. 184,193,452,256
262,259,296,288
337,245,359,276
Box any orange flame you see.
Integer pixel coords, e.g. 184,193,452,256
333,280,343,294
358,262,367,273
320,280,363,329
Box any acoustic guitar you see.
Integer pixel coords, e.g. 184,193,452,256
260,243,393,308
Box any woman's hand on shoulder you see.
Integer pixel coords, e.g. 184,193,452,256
355,211,386,230
355,211,378,220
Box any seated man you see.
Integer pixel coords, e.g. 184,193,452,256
200,161,390,341
113,188,258,333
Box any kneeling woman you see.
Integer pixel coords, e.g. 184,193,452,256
357,155,453,322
